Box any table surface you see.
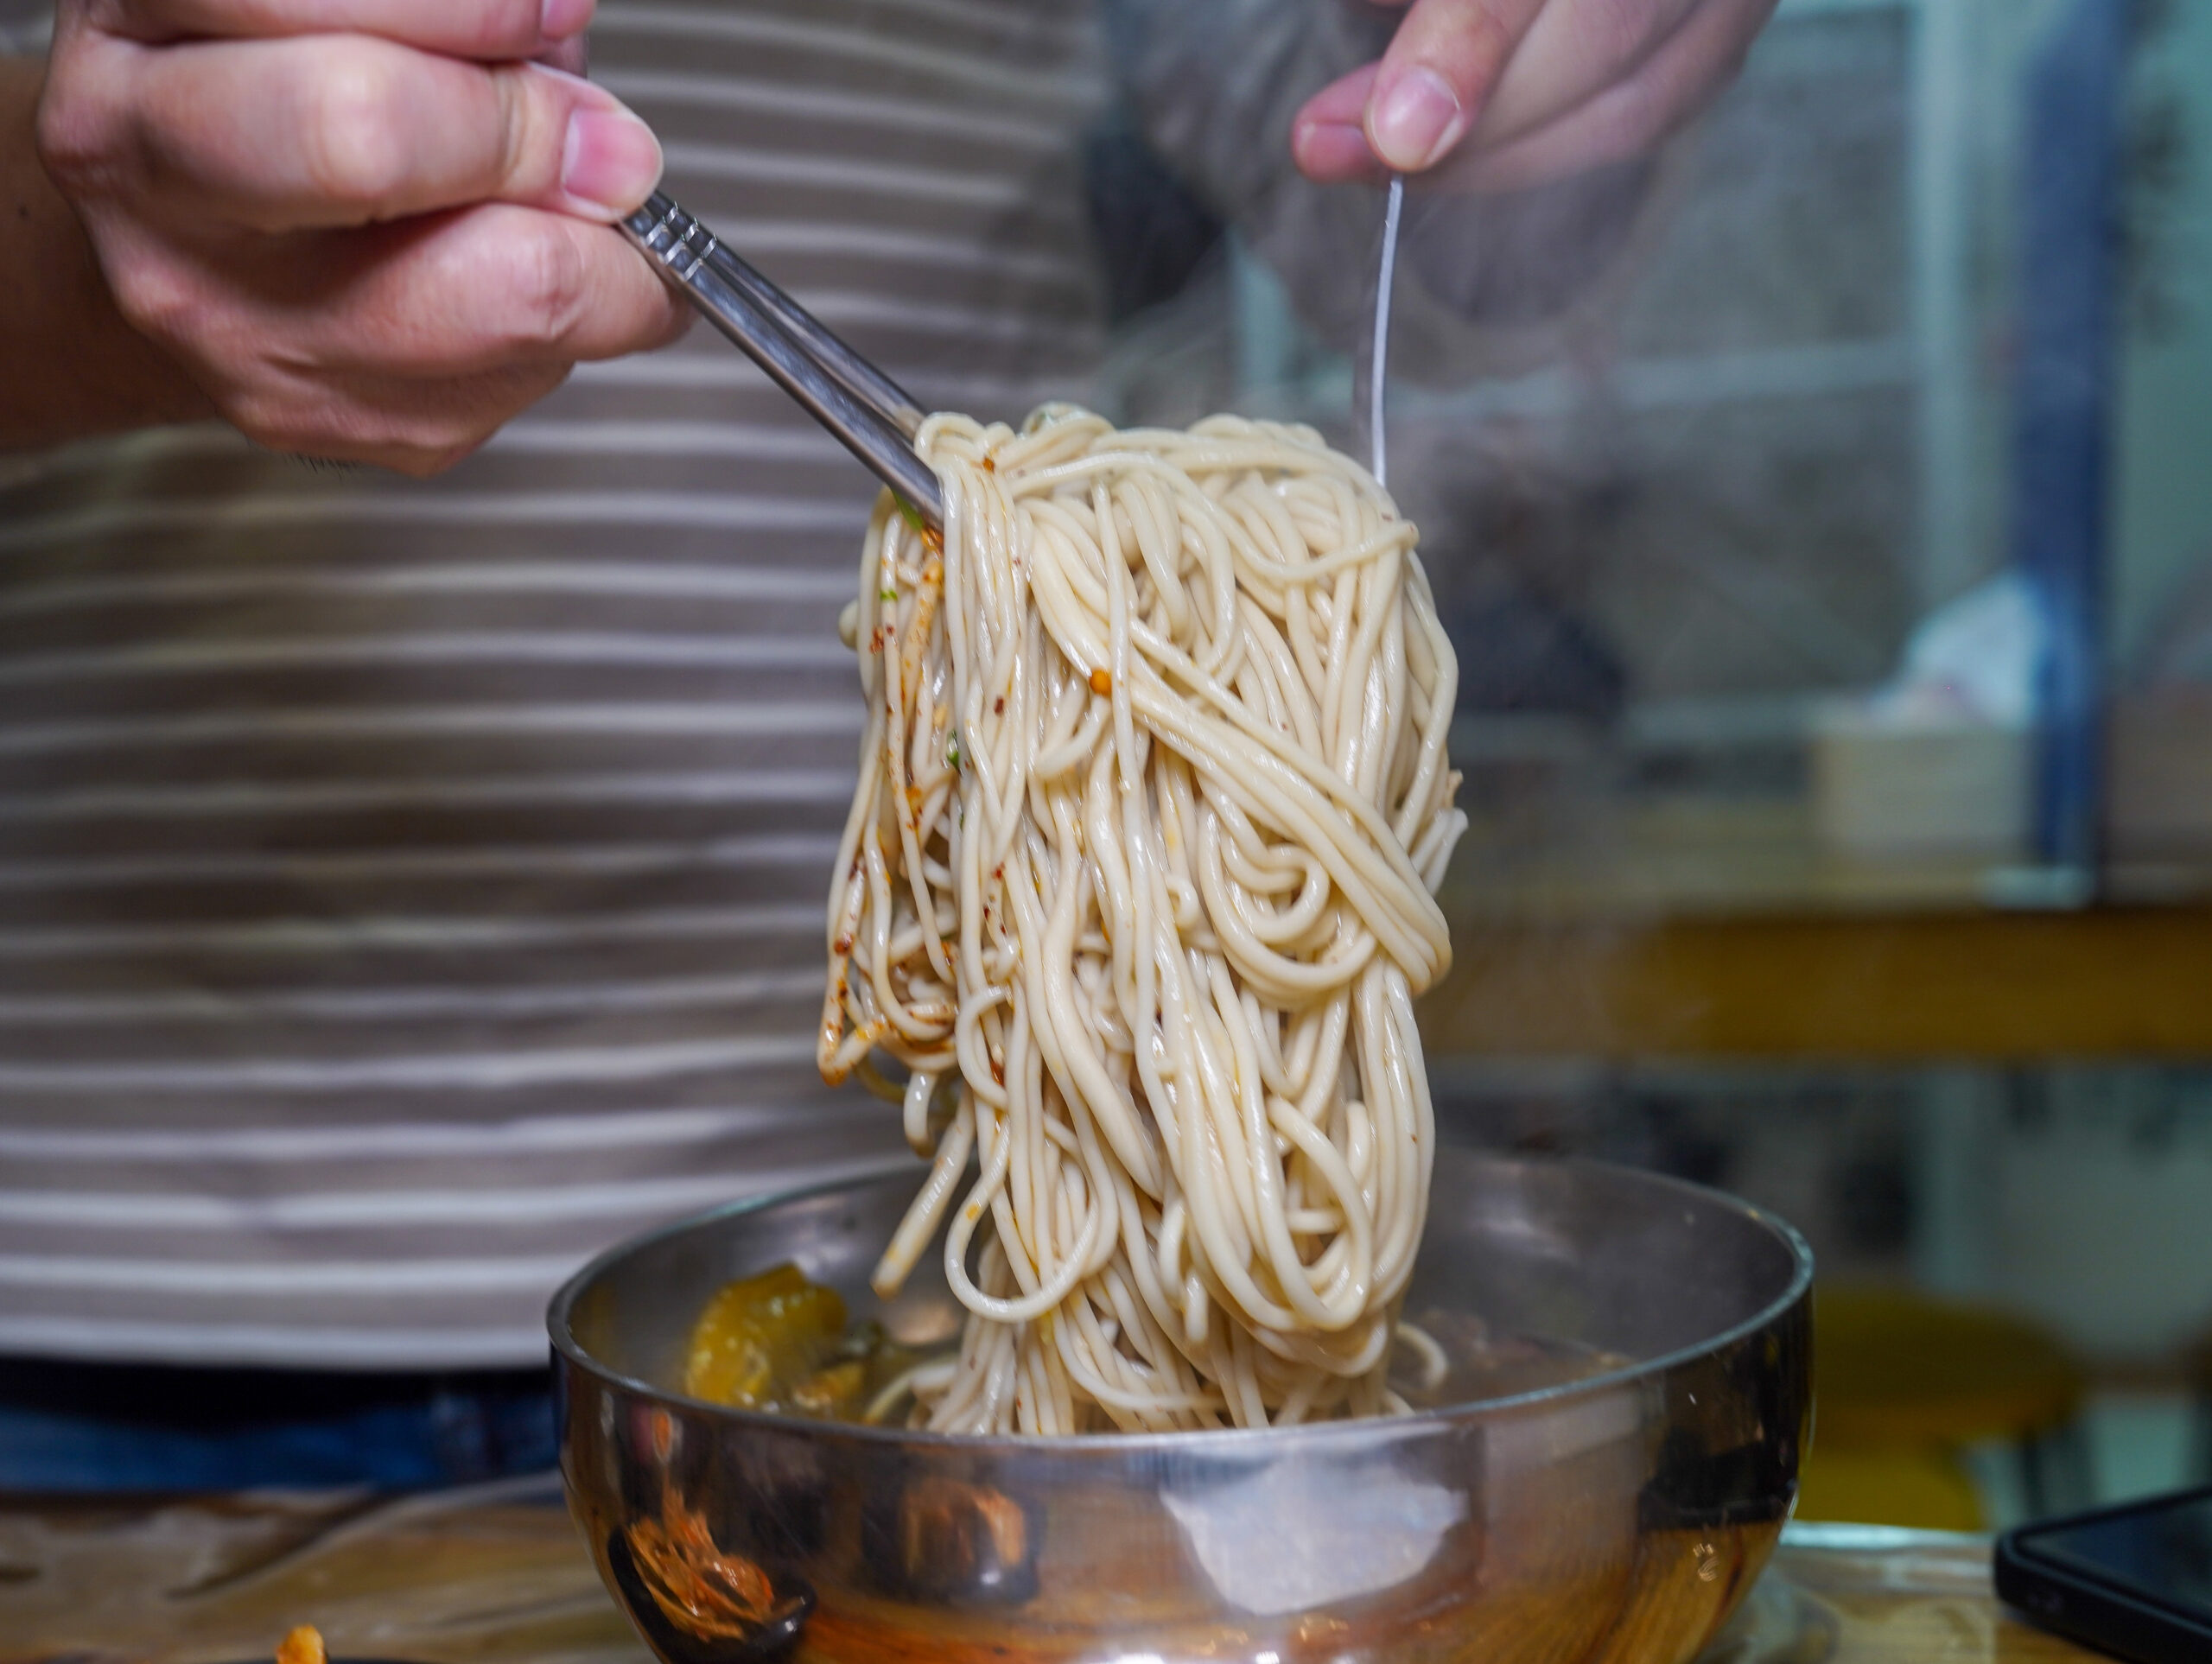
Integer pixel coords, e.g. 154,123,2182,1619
0,1477,2101,1664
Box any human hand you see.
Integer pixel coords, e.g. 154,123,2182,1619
35,0,687,472
1293,0,1779,193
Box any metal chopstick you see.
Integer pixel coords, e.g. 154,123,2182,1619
620,192,944,530
696,232,925,441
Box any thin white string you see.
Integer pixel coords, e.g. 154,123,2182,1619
1370,174,1406,490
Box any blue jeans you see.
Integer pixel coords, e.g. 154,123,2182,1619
0,1357,556,1490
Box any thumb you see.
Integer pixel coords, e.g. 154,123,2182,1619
1363,0,1543,172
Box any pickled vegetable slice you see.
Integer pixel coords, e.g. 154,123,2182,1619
682,1263,847,1410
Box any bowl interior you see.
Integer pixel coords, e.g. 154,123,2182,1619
557,1146,1810,1415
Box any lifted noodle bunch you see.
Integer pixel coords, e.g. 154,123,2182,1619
822,408,1465,1432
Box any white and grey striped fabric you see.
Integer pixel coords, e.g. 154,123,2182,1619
0,0,1106,1367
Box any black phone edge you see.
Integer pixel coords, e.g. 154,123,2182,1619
1994,1489,2212,1664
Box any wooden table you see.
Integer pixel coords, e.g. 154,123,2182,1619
0,1477,2099,1663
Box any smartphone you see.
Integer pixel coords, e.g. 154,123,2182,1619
1995,1486,2212,1663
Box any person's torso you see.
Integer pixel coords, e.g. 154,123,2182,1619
0,0,1105,1368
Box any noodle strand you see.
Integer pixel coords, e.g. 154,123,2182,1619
823,409,1465,1432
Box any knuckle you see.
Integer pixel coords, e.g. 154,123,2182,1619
506,225,591,351
105,257,204,347
302,56,412,210
34,62,125,198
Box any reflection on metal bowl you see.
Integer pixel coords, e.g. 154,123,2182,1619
550,1151,1813,1664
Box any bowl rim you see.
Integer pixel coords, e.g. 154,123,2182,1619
547,1151,1814,1456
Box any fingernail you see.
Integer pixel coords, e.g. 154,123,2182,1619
541,0,592,39
1368,67,1463,170
562,106,661,217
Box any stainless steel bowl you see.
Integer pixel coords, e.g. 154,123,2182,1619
552,1151,1813,1664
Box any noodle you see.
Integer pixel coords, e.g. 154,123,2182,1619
819,407,1465,1432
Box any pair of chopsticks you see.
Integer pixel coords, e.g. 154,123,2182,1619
620,193,947,530
626,177,1405,529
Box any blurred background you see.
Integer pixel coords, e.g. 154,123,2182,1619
1087,0,2212,1532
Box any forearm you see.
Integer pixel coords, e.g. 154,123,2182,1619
0,54,213,454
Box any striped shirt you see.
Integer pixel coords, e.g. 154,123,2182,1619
0,0,1107,1367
